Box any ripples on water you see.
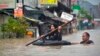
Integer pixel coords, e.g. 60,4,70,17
0,29,100,56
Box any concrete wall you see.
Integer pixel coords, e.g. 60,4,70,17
0,14,8,38
0,14,8,25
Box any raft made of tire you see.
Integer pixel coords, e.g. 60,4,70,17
33,40,71,46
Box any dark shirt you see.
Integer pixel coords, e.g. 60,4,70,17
80,40,94,44
56,31,62,41
45,30,62,41
49,31,58,40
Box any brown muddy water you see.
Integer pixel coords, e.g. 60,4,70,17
0,29,100,56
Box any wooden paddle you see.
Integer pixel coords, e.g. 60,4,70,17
26,19,74,46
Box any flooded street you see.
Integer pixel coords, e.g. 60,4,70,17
0,0,100,55
0,29,100,56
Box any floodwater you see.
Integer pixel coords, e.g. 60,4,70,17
0,29,100,56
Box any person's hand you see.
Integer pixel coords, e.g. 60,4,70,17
58,26,62,32
58,26,62,30
62,19,68,23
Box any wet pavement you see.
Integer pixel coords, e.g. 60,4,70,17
0,29,100,56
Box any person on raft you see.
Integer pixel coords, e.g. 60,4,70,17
44,24,62,41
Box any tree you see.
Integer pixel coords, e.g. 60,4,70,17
79,8,93,20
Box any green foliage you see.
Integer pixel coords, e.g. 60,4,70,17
79,8,93,20
1,16,29,38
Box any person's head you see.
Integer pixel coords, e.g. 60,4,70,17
50,24,55,30
82,32,90,41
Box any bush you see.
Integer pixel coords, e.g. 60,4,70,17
79,8,93,20
1,16,29,38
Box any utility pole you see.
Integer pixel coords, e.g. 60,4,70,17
16,0,19,3
69,0,71,8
